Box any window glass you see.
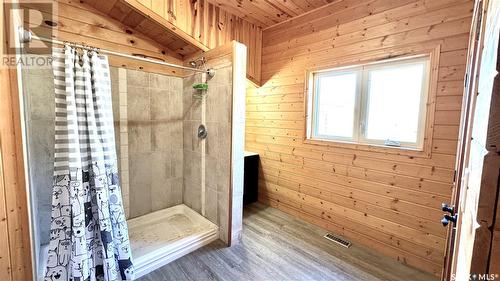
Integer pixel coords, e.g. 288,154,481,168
364,63,425,143
308,56,430,150
315,72,358,139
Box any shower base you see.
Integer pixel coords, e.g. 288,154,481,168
37,204,217,280
128,204,219,279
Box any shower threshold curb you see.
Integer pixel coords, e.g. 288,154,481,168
134,227,219,279
130,205,219,279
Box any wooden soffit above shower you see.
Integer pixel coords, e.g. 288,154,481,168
82,0,265,83
82,0,208,58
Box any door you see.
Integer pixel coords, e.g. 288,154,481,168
442,0,498,280
441,0,482,280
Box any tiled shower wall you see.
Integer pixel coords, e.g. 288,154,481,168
23,55,240,245
22,66,55,245
182,62,234,243
182,73,203,213
120,69,184,218
22,64,185,242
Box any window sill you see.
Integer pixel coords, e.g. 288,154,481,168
303,137,431,158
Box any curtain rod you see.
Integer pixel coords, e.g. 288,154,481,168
18,28,214,75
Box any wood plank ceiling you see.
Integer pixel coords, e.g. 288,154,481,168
81,0,336,82
84,0,335,59
83,0,203,59
206,0,334,28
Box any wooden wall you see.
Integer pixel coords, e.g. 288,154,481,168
133,0,262,83
0,68,32,281
248,0,474,275
22,0,187,76
1,4,33,280
0,66,33,281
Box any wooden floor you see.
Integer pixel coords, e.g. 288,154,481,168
137,203,439,281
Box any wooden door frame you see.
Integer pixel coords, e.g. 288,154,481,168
0,67,33,281
442,0,485,280
0,1,34,280
0,25,34,281
468,0,500,274
443,0,500,279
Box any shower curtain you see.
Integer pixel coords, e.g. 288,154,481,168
45,45,134,281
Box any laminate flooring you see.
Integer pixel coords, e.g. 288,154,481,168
137,203,439,281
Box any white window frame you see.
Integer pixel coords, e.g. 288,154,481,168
307,55,431,151
311,67,362,143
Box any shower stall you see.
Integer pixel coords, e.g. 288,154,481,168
19,42,246,280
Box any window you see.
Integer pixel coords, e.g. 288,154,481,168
307,56,430,150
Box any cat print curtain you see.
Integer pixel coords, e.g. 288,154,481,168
45,45,134,281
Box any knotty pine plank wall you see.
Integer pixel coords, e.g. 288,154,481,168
1,6,32,278
136,0,262,83
0,62,32,281
247,0,474,275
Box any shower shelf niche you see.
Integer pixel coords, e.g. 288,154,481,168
192,83,208,99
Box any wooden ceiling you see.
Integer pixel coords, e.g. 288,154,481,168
81,0,266,82
80,0,334,80
82,0,336,58
82,0,205,59
206,0,334,28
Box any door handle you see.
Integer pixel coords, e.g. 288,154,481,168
442,203,455,215
441,214,458,227
441,203,457,227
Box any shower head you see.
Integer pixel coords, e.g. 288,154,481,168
188,57,206,68
188,56,215,78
